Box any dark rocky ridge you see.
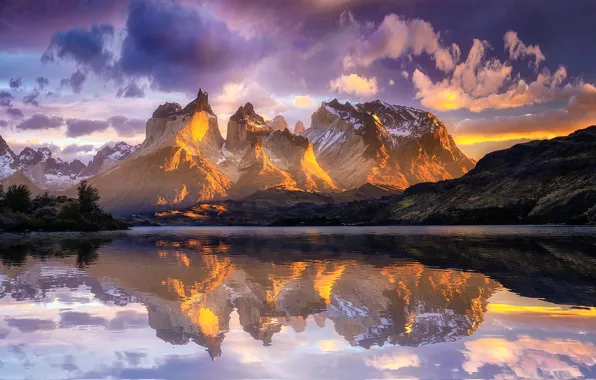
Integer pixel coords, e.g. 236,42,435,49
384,126,596,224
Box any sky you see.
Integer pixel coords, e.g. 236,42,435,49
2,0,596,163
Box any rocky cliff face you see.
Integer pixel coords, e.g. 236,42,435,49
304,100,475,189
90,89,232,213
385,126,596,224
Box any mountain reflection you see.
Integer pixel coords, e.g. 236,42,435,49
1,228,595,361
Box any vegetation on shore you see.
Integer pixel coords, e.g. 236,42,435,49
0,181,129,232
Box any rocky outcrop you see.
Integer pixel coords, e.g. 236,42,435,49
304,100,475,189
90,89,232,214
225,103,271,153
385,126,596,224
294,120,305,134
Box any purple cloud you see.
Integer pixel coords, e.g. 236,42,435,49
36,76,49,89
23,91,40,106
108,115,145,137
116,82,145,98
66,119,109,137
0,91,13,107
16,113,64,130
118,0,268,92
9,77,23,90
5,108,24,119
62,143,95,155
61,70,87,94
42,24,115,73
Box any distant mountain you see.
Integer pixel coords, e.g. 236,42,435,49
294,120,305,134
80,142,137,178
384,126,596,224
304,99,475,189
266,115,289,131
17,147,88,191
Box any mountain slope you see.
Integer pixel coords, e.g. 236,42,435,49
90,90,232,213
384,126,596,224
304,100,475,189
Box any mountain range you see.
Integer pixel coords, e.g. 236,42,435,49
3,88,592,225
0,136,136,192
44,88,470,213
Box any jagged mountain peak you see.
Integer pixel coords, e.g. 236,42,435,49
230,102,266,127
267,115,289,131
153,102,182,118
182,88,213,115
294,121,305,134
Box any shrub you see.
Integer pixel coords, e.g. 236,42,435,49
34,191,55,208
59,202,81,221
6,184,31,212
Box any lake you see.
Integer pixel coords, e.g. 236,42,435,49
1,226,595,379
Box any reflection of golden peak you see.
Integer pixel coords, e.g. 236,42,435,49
314,263,346,304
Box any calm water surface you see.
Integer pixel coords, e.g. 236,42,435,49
1,226,595,379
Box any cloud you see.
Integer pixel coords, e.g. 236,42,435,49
452,83,596,143
0,91,13,107
343,14,459,73
365,353,420,371
401,71,409,79
6,108,24,119
5,318,57,333
0,120,8,128
108,115,145,137
458,138,532,160
35,76,49,89
23,91,40,106
329,73,378,97
213,82,286,121
59,70,87,94
62,143,95,155
116,82,145,98
66,119,109,137
69,70,87,94
293,95,314,108
16,113,64,130
462,337,596,379
411,35,573,113
118,0,267,93
9,77,22,90
388,79,395,86
504,31,545,68
42,23,115,74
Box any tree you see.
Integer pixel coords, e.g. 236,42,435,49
6,184,31,212
0,184,5,209
77,180,100,213
34,191,55,208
